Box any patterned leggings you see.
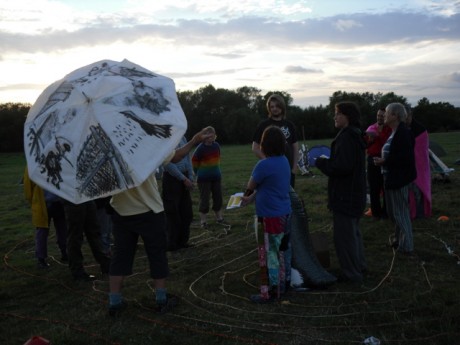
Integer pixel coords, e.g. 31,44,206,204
257,215,291,299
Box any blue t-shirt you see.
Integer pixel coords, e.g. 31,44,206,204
252,155,291,217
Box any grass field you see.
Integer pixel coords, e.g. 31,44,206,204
1,132,459,345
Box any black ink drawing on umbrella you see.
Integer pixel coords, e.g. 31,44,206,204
24,59,187,204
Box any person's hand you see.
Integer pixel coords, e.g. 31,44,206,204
366,131,377,138
240,196,251,206
241,193,255,206
192,129,213,144
183,178,194,190
373,157,384,166
366,131,376,143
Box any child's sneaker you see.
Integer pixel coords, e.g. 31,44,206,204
155,294,178,314
216,218,229,226
249,294,275,304
200,222,208,229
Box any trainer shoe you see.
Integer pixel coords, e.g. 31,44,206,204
73,272,96,281
37,258,50,269
155,294,178,314
249,294,275,304
216,218,230,226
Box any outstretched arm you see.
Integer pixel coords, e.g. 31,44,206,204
252,141,265,160
172,129,212,163
241,177,257,206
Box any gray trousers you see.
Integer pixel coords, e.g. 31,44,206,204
385,185,414,252
333,212,367,282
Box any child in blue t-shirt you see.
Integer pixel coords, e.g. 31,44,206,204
241,126,292,303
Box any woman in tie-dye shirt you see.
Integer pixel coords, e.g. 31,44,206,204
192,126,227,228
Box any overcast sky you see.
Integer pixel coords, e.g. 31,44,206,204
1,0,459,108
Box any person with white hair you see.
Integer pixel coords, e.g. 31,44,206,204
373,103,417,256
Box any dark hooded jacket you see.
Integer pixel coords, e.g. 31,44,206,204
315,126,367,217
383,122,416,189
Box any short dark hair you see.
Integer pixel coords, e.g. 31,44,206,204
335,101,361,127
260,126,286,157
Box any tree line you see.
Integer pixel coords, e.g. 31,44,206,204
1,86,459,152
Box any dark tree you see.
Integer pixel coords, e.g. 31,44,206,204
0,103,30,152
1,89,458,151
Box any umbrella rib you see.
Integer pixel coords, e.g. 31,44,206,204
82,91,91,103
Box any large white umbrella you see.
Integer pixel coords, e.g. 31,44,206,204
24,59,187,204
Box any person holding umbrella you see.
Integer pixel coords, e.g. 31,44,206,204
21,58,203,310
62,199,111,281
108,128,212,316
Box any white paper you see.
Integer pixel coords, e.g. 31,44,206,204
226,192,244,209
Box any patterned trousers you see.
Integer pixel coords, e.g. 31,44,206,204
385,185,414,252
256,214,291,299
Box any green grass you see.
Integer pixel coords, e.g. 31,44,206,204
1,132,460,345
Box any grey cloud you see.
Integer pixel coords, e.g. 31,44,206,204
167,67,256,78
446,71,460,82
284,65,323,74
426,0,460,16
206,52,246,59
334,19,363,32
0,83,45,91
0,12,459,54
327,57,357,64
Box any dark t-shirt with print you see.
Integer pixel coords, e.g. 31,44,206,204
252,118,298,168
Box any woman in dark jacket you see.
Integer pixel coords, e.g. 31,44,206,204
316,102,367,283
374,103,416,254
